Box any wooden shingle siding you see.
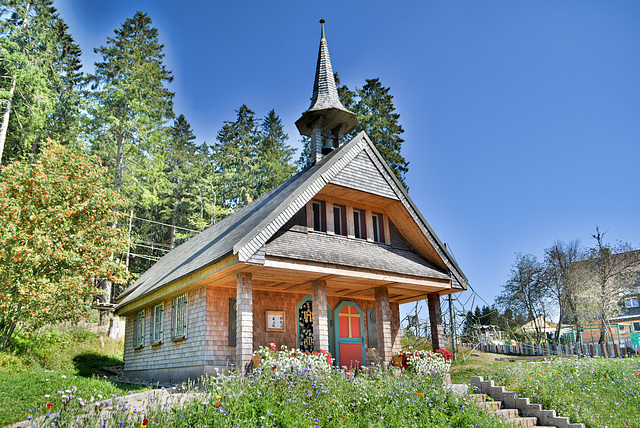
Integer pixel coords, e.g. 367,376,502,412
389,221,413,252
123,288,208,373
246,246,266,264
329,151,399,200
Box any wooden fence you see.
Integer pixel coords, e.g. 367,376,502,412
462,340,640,358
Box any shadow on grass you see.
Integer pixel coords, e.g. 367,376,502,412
73,352,122,377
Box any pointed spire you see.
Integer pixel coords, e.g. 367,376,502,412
295,19,357,141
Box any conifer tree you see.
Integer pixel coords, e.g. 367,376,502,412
160,114,201,248
353,78,408,187
213,104,259,209
88,11,174,201
0,0,81,164
256,110,296,196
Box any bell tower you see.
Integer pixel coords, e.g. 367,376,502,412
295,19,357,165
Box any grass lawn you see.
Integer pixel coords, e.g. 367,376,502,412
486,356,640,428
0,325,148,426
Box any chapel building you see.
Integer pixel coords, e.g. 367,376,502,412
115,21,467,384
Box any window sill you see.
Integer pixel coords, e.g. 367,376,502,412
151,341,162,346
133,345,143,350
171,336,186,342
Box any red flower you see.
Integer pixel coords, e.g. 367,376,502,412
214,401,220,407
269,342,276,349
142,419,148,425
46,403,53,409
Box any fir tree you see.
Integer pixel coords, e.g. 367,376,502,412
256,110,296,196
353,78,408,187
213,104,259,209
88,11,174,200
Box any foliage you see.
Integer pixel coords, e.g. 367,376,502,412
461,305,527,341
0,0,83,164
393,349,452,378
0,142,128,346
544,240,583,341
10,363,512,427
578,228,640,349
255,110,296,196
487,357,640,428
253,343,332,377
88,11,174,197
496,253,551,342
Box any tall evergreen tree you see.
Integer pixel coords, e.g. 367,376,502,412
256,110,296,196
0,0,81,164
352,78,408,187
160,114,201,248
88,11,174,202
213,104,259,209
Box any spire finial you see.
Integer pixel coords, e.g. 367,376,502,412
320,18,325,39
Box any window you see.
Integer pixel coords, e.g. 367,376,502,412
312,201,325,232
633,322,640,332
353,209,366,239
619,325,626,332
372,213,385,243
172,293,187,339
133,310,144,348
625,297,639,308
151,303,163,344
333,205,346,236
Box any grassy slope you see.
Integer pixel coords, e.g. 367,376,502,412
0,325,148,426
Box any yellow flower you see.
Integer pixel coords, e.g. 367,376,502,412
216,395,222,399
129,410,135,415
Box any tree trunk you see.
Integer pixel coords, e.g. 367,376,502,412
0,82,15,165
114,133,125,192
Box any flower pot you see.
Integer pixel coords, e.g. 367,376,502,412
252,354,261,368
392,355,403,368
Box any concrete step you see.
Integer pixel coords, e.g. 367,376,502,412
493,407,520,419
478,400,502,411
507,416,540,427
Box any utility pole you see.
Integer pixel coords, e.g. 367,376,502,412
449,294,457,361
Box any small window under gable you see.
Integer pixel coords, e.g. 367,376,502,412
333,204,346,236
312,200,326,232
133,310,144,348
372,212,385,243
151,303,163,344
625,297,639,308
172,293,187,339
353,209,366,239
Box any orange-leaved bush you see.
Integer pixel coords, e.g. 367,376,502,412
0,141,129,347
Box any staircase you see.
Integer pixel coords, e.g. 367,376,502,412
466,376,585,428
467,392,554,427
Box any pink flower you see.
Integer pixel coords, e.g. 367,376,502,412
269,342,276,349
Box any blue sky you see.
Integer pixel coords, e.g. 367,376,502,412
54,0,640,319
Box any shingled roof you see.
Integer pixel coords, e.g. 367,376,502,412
116,131,467,310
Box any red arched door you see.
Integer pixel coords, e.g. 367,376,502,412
334,302,365,369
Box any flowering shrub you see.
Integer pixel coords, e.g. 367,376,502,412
394,349,451,378
253,343,332,377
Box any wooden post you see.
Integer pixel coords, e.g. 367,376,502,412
236,272,253,373
374,286,393,364
427,293,445,351
312,280,330,352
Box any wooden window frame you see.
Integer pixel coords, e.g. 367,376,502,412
171,293,188,340
133,310,144,348
151,303,163,345
333,204,347,236
371,212,385,243
353,209,366,240
311,200,327,232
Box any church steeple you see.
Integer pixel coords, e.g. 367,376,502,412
296,19,357,165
